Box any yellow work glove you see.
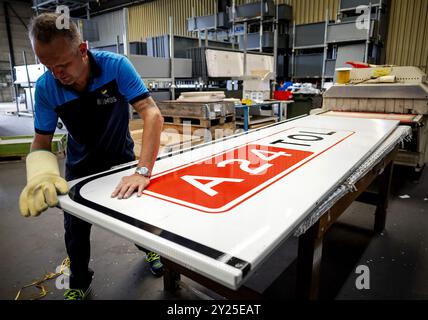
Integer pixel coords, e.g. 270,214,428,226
19,150,69,217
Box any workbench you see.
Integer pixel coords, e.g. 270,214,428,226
235,100,294,131
59,115,410,299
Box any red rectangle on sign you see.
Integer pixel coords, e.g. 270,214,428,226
146,144,313,213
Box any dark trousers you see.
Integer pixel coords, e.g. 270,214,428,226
64,212,150,289
64,212,93,289
64,165,149,289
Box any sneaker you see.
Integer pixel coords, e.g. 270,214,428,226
145,251,163,277
64,286,92,300
64,269,94,300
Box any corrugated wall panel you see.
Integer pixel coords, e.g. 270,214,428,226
129,0,215,41
128,0,340,41
386,0,428,73
287,0,339,24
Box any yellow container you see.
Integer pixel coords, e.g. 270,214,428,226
336,68,352,84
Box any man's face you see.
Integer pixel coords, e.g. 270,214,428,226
34,37,88,86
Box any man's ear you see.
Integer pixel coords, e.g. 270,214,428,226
79,42,88,56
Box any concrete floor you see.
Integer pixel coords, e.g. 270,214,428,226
0,113,67,137
1,113,427,300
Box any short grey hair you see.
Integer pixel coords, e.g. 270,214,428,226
28,12,81,46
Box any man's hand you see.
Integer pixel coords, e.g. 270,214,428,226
111,173,150,199
20,150,69,217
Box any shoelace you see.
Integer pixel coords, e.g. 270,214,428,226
146,252,160,263
64,289,84,300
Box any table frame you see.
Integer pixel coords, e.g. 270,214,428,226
162,146,398,300
235,100,294,131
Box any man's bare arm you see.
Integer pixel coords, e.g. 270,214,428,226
111,96,163,199
132,96,164,172
31,133,54,151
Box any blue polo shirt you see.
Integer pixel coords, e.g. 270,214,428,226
34,50,150,179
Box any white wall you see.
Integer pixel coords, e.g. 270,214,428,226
89,10,124,49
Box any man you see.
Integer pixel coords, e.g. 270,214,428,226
19,13,164,300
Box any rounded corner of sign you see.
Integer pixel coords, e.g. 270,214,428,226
192,204,236,214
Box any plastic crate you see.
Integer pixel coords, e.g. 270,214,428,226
273,90,293,101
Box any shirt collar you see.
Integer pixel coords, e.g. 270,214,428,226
87,50,101,78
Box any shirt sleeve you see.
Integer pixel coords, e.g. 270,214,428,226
34,81,58,135
116,56,150,104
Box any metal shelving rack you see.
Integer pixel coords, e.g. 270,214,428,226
291,0,390,87
325,0,390,80
185,1,233,93
230,0,276,52
291,19,329,85
187,1,292,83
229,0,292,79
187,1,230,45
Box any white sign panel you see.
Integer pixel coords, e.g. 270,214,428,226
60,115,399,289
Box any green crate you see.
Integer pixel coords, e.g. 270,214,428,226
0,134,67,158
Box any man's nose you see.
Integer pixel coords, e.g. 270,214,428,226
52,66,64,78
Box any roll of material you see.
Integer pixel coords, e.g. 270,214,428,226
366,75,396,83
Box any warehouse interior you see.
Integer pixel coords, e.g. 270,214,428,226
0,0,427,301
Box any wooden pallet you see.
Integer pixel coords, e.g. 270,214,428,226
130,115,235,130
236,116,277,129
130,118,236,140
162,114,235,128
129,119,144,132
162,121,236,140
156,100,236,119
131,129,204,158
